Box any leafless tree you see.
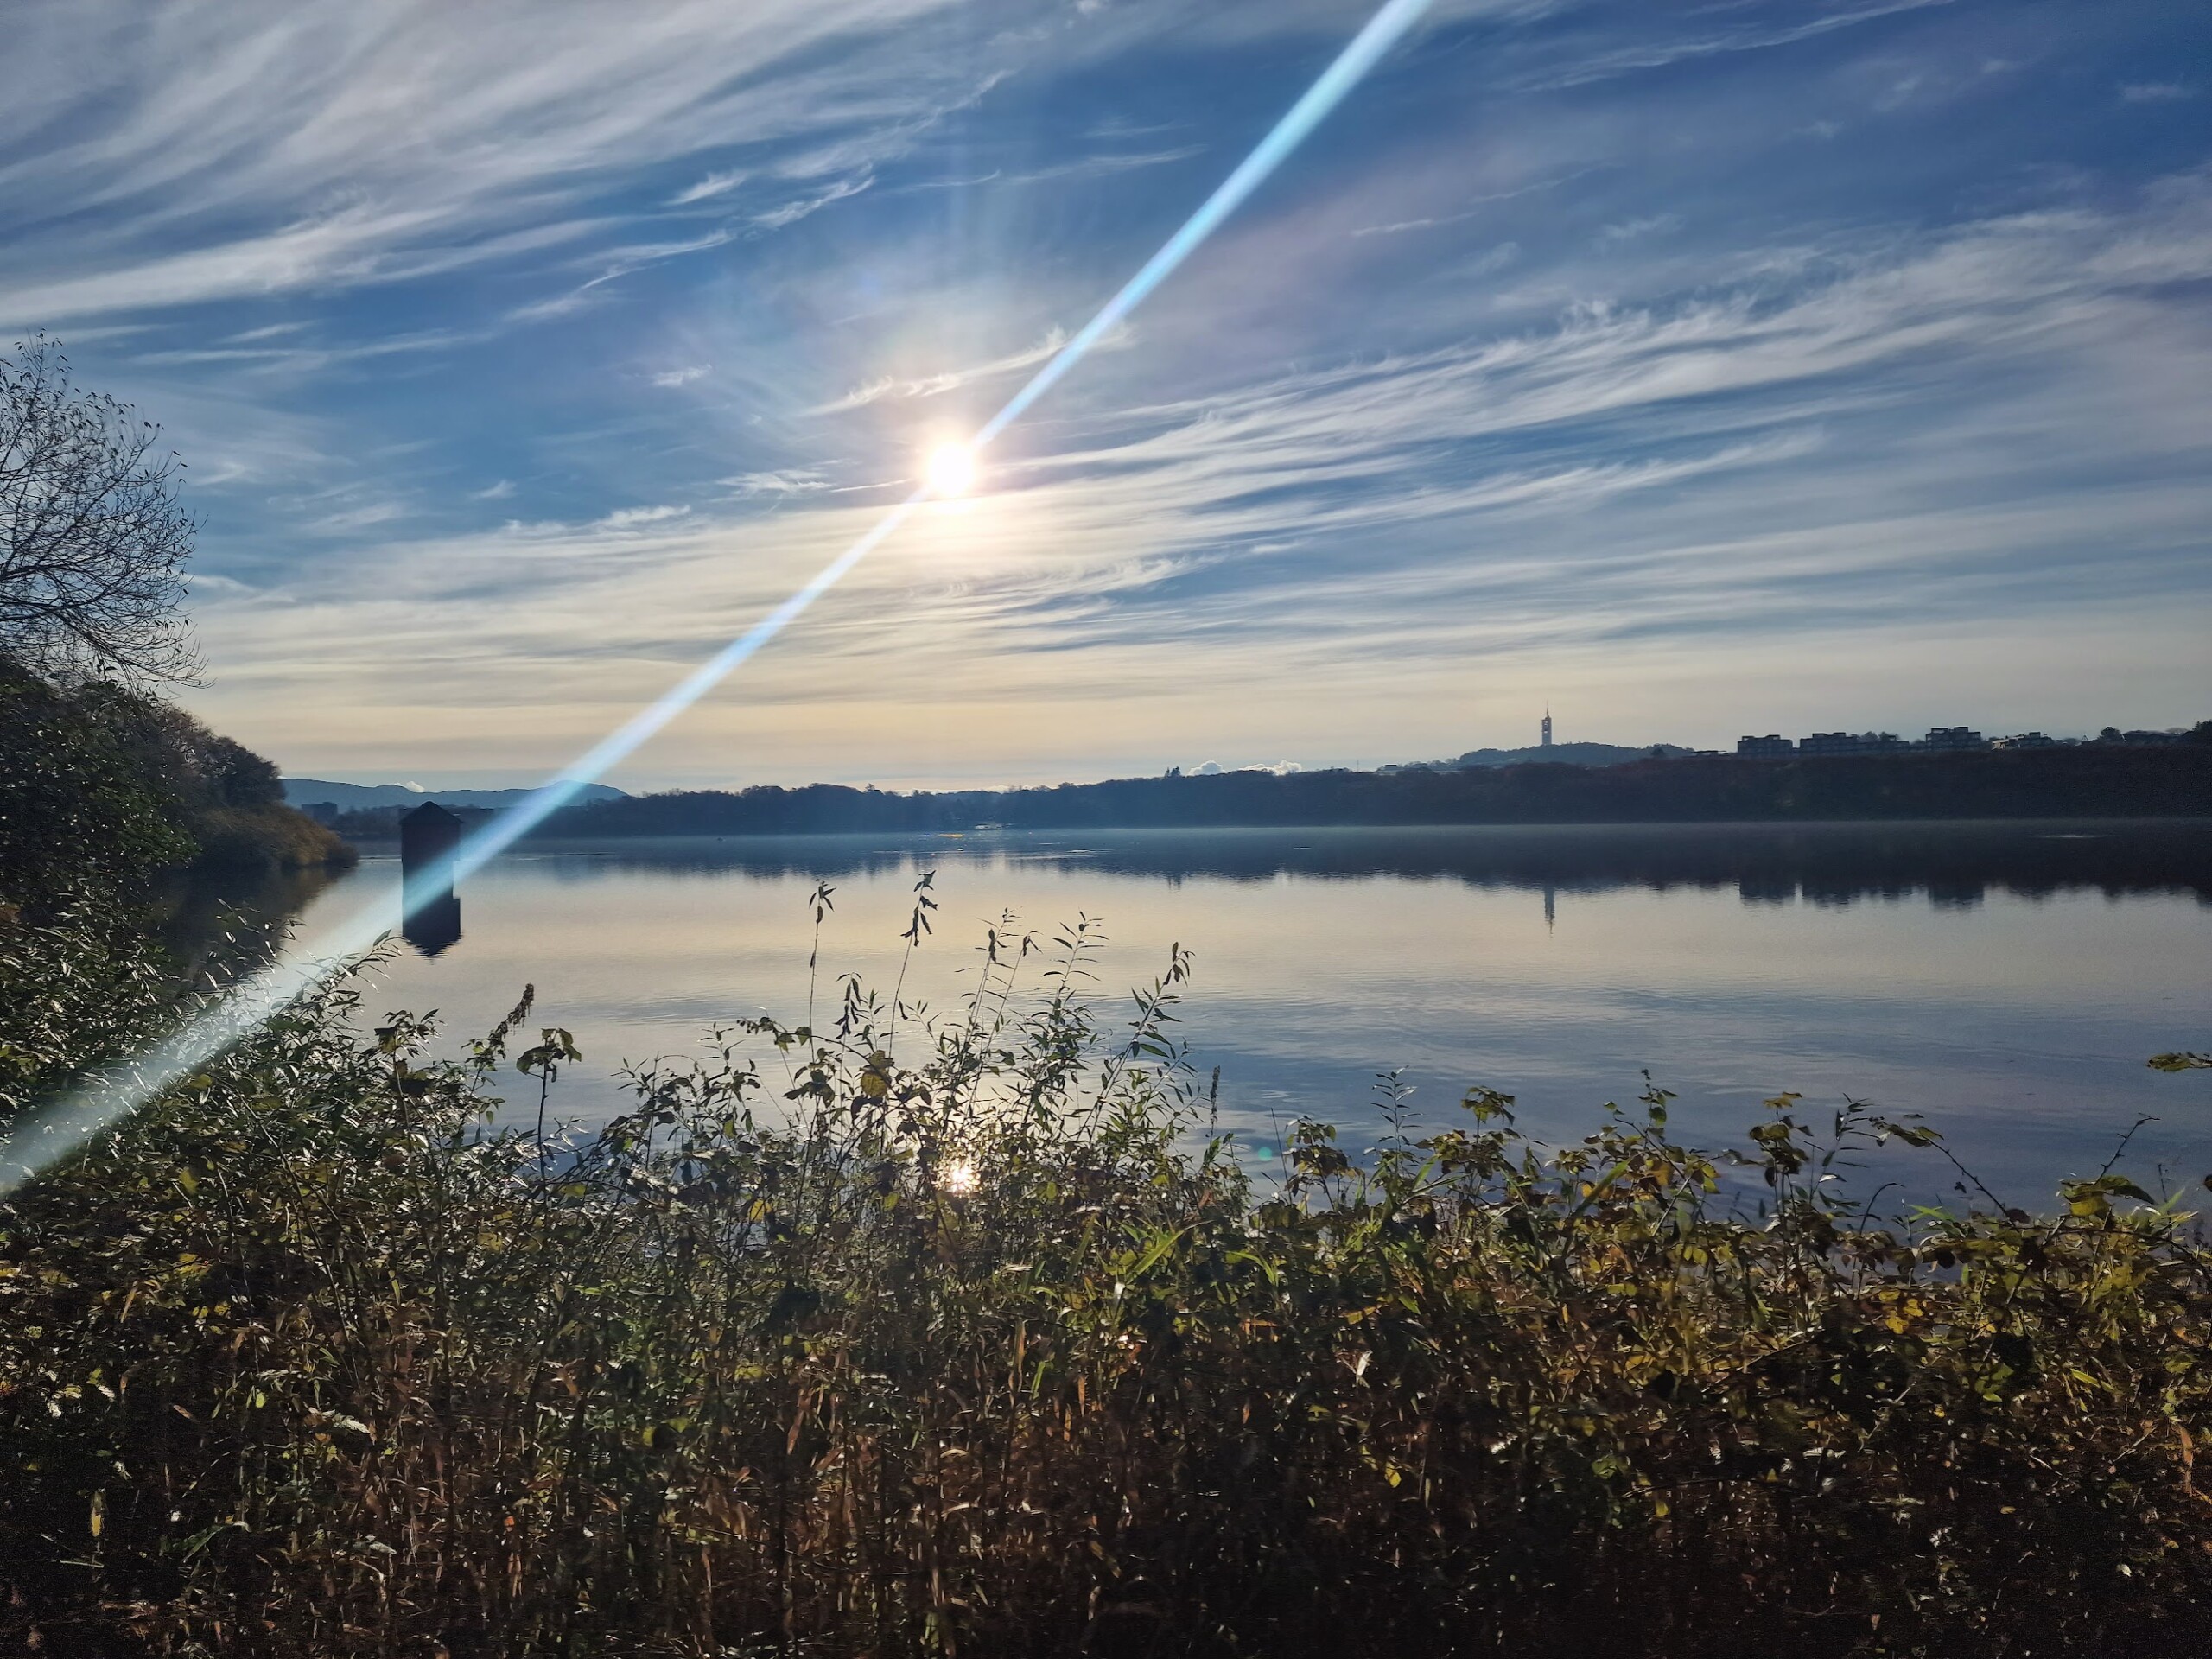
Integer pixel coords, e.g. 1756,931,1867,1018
1,336,196,682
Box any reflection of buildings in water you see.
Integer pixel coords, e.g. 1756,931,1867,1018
404,892,462,957
1543,881,1555,931
400,802,466,957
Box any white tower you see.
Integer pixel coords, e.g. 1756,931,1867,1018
1541,707,1553,748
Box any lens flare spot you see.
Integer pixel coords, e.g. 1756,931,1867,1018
925,442,977,499
939,1157,979,1197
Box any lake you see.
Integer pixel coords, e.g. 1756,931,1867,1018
259,820,2212,1207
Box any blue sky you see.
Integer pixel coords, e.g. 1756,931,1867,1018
4,0,2208,788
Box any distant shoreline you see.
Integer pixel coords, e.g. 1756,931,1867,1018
471,745,2212,840
334,817,2212,854
320,747,2212,843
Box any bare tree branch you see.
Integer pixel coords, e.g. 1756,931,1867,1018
1,336,197,683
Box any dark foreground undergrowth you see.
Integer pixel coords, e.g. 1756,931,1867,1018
3,896,2211,1657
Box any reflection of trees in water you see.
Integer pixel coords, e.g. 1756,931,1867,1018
521,822,2212,909
149,865,343,992
179,824,2197,982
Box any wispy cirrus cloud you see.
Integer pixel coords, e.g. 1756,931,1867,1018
917,144,1207,190
1523,0,1956,91
750,174,878,232
808,325,1134,415
594,505,690,531
671,169,749,207
722,473,836,500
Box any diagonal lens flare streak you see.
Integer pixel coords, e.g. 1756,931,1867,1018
0,0,1436,1196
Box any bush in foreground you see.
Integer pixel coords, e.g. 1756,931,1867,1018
2,902,2209,1656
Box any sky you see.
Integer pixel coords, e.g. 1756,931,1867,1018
3,0,2208,790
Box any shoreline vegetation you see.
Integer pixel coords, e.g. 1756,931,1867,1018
3,895,2210,1656
313,737,2212,845
0,658,353,918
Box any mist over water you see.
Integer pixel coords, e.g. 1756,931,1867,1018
238,822,2212,1206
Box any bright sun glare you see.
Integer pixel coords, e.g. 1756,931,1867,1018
939,1157,979,1197
925,442,978,498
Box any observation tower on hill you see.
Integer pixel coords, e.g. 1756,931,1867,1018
1541,707,1553,748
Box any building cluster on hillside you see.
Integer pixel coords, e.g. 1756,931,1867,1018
1736,725,2196,758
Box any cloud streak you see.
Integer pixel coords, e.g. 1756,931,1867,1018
1526,0,1956,91
810,327,1142,414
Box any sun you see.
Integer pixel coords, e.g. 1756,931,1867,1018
924,442,978,499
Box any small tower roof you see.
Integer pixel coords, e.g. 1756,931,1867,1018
401,800,463,824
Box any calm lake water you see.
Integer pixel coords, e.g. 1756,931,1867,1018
260,821,2212,1207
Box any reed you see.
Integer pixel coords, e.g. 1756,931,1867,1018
3,895,2209,1656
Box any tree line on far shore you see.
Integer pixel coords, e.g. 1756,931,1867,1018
522,735,2212,842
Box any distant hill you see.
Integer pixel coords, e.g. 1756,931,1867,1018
1446,741,1698,769
283,779,628,812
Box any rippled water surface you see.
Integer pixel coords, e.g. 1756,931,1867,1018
270,822,2212,1205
